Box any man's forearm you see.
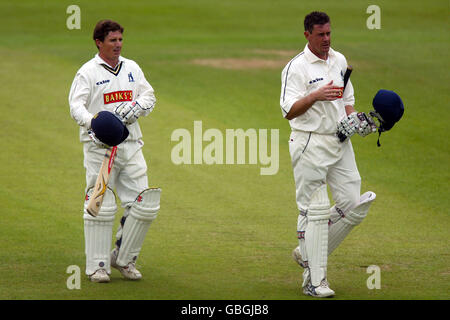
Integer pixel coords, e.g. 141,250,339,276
345,105,356,115
70,102,93,129
285,91,318,120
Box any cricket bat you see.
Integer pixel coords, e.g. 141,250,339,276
86,146,118,217
337,65,355,142
343,65,352,89
337,65,352,99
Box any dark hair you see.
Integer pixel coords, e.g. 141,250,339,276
304,11,330,33
93,20,124,45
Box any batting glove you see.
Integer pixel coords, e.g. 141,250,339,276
114,101,147,125
88,129,110,149
337,113,358,142
337,112,377,142
356,112,378,137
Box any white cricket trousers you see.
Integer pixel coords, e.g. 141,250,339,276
83,139,149,207
288,130,361,213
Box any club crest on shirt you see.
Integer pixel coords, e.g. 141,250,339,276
103,90,133,104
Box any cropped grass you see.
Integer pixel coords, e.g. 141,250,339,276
0,0,448,300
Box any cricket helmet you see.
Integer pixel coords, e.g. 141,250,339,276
91,111,129,146
371,89,404,132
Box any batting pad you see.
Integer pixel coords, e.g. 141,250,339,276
84,188,117,275
328,191,376,255
296,212,308,268
116,188,161,267
305,184,331,287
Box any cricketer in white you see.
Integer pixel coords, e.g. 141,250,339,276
280,12,376,297
68,20,161,283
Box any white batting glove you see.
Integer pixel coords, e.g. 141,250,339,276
337,113,358,142
114,101,147,125
88,129,110,148
356,112,378,137
337,112,377,142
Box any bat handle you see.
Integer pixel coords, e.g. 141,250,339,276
343,65,352,89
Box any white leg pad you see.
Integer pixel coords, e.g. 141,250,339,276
328,191,376,255
116,188,161,267
305,184,330,287
296,211,308,268
84,188,117,275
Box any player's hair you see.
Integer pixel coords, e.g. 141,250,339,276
93,20,124,48
304,11,330,33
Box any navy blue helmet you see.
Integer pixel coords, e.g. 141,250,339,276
91,111,129,146
371,89,404,132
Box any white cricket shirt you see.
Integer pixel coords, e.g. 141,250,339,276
280,44,355,134
69,54,156,142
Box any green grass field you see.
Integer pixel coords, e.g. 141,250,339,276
0,0,448,301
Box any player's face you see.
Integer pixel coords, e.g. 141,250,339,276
305,23,331,60
97,30,123,65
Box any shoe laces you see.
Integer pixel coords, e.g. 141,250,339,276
319,279,330,288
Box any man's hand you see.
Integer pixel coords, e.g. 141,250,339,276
336,112,377,142
88,129,110,148
356,112,378,137
114,101,147,125
314,80,342,101
285,80,343,120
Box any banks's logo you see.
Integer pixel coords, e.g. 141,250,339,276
103,90,133,104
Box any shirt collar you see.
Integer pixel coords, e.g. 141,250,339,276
304,43,336,64
94,53,125,68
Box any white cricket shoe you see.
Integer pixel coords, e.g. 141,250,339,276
111,249,143,280
292,246,308,268
89,269,110,283
303,279,335,298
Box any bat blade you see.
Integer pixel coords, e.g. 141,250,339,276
86,146,117,217
343,65,353,89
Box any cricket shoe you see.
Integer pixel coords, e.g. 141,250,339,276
303,279,335,298
89,269,110,283
111,248,142,280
